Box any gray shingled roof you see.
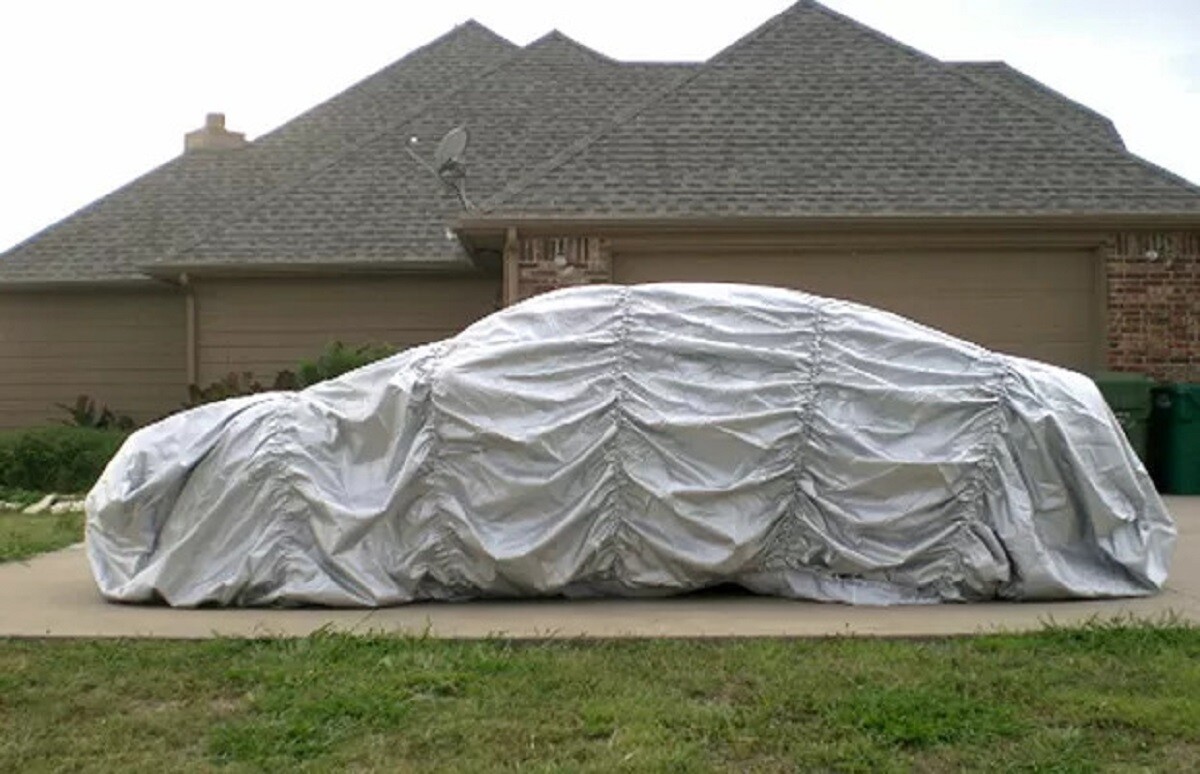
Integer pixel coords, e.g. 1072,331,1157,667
162,34,692,268
484,1,1200,217
0,21,517,284
4,1,1199,285
948,61,1124,150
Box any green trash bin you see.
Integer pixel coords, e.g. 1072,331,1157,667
1090,371,1153,463
1149,383,1200,495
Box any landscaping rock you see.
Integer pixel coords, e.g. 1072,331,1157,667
23,494,58,515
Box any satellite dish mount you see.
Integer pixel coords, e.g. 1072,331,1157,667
406,125,473,210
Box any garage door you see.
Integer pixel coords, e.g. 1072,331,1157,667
612,249,1100,370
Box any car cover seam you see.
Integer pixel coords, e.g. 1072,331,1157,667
946,357,1015,600
257,396,299,605
766,296,826,576
604,286,635,584
420,341,470,598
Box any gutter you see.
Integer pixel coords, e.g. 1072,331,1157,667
140,258,493,281
455,212,1200,237
0,277,174,293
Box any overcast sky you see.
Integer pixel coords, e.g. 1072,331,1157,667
1,0,1197,253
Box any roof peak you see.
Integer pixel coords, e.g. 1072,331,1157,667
481,0,1200,217
709,0,936,68
524,29,616,64
530,29,570,44
436,18,520,49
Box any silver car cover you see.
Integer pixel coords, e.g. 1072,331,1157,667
86,283,1174,607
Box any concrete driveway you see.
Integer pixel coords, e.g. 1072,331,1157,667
2,497,1197,639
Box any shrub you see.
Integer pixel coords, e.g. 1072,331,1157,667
0,426,131,493
0,485,43,507
297,341,396,387
185,370,299,409
179,341,396,412
57,394,136,431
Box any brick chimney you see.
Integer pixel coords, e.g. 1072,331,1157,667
184,113,247,153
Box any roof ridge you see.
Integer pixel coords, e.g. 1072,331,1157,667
158,36,532,268
477,65,705,212
706,0,812,64
526,28,703,68
937,62,1200,196
0,150,206,264
3,19,519,273
483,0,1200,216
804,1,1200,197
524,29,618,64
477,2,883,212
434,18,515,49
949,61,1122,144
251,20,516,148
795,1,947,69
159,21,678,269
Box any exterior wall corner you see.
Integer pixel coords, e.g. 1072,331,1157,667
510,235,613,303
1104,230,1200,381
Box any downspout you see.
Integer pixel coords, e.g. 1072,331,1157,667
503,227,519,306
180,273,198,386
1093,244,1110,371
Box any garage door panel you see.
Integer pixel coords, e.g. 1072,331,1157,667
612,249,1099,370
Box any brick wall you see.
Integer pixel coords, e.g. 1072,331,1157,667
1107,231,1200,381
509,235,612,303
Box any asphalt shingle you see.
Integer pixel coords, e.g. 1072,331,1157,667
0,21,517,284
165,33,691,268
4,1,1198,286
948,61,1124,150
486,1,1200,217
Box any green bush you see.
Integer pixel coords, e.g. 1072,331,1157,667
179,341,397,413
185,370,299,409
0,426,130,494
297,341,396,387
0,485,43,507
56,394,136,431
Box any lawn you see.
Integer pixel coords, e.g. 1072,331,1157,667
3,502,1197,770
1,622,1197,771
0,508,84,563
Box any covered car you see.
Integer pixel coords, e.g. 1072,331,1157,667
86,283,1174,606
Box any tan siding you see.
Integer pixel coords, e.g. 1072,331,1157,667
195,276,500,383
612,248,1101,371
0,290,187,429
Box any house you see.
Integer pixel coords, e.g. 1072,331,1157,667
2,0,1198,430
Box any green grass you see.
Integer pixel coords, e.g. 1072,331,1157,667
1,621,1198,771
0,509,85,563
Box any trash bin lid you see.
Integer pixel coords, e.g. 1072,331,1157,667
1091,371,1154,413
1154,383,1200,422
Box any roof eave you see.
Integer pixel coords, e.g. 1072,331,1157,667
457,212,1200,237
140,257,494,281
0,276,174,293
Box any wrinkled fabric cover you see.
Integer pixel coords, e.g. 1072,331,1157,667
87,283,1174,606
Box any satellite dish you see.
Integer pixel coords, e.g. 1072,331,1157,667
404,125,474,210
434,126,469,172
